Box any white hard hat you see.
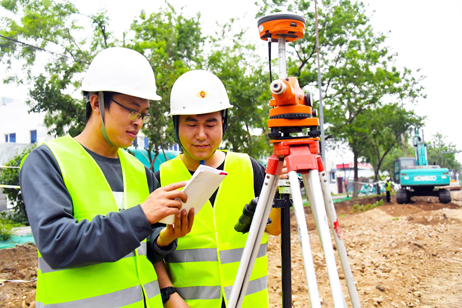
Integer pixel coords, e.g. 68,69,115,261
169,70,233,115
82,47,161,100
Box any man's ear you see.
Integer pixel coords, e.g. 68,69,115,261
90,94,101,115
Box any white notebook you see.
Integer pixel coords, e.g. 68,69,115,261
160,164,228,225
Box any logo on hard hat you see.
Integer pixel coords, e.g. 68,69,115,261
196,91,208,98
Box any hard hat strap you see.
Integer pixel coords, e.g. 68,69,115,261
172,115,192,158
98,91,114,146
172,115,181,146
222,109,229,136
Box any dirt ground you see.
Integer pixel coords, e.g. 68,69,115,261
1,192,462,308
266,191,462,308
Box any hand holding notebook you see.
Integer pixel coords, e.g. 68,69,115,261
160,164,228,224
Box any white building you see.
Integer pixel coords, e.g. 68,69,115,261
322,158,339,194
335,162,375,194
0,95,176,154
0,96,55,211
0,97,52,145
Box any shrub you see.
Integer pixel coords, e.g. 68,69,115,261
0,220,14,241
0,212,20,241
0,145,36,225
352,199,383,213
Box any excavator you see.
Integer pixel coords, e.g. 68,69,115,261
393,128,451,204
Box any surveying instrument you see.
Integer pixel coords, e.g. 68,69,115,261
228,13,361,308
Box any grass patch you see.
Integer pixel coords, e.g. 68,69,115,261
352,199,384,213
0,212,22,241
0,220,15,241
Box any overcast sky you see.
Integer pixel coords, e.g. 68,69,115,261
1,0,461,163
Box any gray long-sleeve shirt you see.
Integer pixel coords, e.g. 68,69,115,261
19,144,175,269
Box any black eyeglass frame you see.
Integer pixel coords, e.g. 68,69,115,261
110,98,151,123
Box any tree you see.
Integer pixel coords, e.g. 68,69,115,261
128,5,205,168
0,0,96,137
257,0,426,196
1,1,273,165
206,23,273,158
427,133,461,172
380,141,414,182
354,104,424,194
0,1,203,168
0,145,36,225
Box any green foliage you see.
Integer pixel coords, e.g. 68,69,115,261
0,1,206,151
0,221,14,241
0,0,99,137
129,6,205,168
207,24,272,157
29,75,87,137
426,133,461,171
381,131,462,177
1,2,272,165
1,0,429,168
257,0,426,195
380,140,414,178
352,199,383,212
0,145,36,225
354,104,424,190
0,212,21,241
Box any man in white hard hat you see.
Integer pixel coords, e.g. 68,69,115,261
19,47,194,307
152,70,281,308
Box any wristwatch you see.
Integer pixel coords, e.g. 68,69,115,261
161,286,177,304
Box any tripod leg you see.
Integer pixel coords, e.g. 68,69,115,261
287,171,322,308
280,193,292,308
228,174,279,308
301,171,347,308
319,171,362,308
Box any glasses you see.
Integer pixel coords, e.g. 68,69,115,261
110,98,151,123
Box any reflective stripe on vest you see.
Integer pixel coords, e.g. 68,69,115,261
35,281,160,308
33,136,162,308
165,243,267,264
160,152,269,308
175,275,268,301
39,242,149,274
223,276,267,300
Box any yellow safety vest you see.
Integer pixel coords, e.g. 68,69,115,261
160,151,269,308
32,136,162,308
386,182,391,191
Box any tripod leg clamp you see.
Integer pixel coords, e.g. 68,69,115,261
234,197,272,234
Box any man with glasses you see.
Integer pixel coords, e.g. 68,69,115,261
19,47,194,307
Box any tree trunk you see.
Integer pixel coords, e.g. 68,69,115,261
353,151,359,197
374,168,380,196
149,149,160,172
403,133,408,157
